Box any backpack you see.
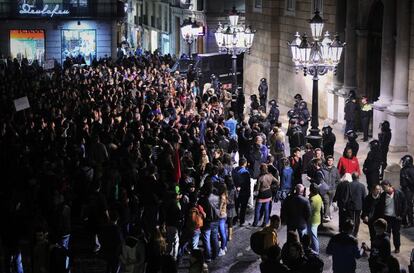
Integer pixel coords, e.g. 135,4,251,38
188,205,204,230
250,229,268,255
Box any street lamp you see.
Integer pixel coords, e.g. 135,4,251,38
288,10,345,148
181,17,201,58
214,6,256,96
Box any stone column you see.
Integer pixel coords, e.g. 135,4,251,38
337,0,357,128
327,0,347,123
373,0,396,137
340,0,358,95
386,0,410,152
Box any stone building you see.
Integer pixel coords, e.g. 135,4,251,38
244,0,413,154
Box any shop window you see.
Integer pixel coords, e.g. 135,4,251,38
253,0,262,13
285,0,295,16
10,29,45,65
311,0,323,14
62,29,96,65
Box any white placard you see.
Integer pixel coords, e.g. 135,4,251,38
44,59,55,70
14,96,30,112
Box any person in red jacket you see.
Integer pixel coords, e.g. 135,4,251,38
337,148,361,177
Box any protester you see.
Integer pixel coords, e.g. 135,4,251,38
368,218,391,273
233,158,251,227
326,219,361,273
308,183,322,254
378,180,407,254
378,121,392,179
337,147,361,177
363,140,382,191
362,184,383,242
344,90,357,136
281,184,311,240
333,173,353,232
260,245,290,273
360,96,373,142
321,156,340,221
322,124,336,157
347,173,367,237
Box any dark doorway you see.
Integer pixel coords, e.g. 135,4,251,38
366,1,383,101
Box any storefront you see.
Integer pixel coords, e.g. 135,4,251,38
0,0,120,64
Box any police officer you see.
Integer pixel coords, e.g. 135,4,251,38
400,155,414,227
378,121,392,180
287,118,305,153
297,101,310,136
344,90,357,137
267,99,279,127
363,140,382,191
258,78,268,112
322,124,336,157
293,93,303,110
343,130,359,157
360,96,373,142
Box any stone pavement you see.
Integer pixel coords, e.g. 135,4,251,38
178,104,413,273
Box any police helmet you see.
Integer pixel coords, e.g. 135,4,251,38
401,155,413,167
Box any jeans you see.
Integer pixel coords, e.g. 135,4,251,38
201,221,219,260
308,224,319,254
253,201,270,226
322,190,335,218
384,216,401,249
166,226,179,261
191,229,201,250
218,218,227,250
287,226,308,241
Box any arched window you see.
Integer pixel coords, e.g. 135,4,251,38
311,0,323,14
285,0,296,16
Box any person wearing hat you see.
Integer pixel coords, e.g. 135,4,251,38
378,121,392,180
377,180,407,253
344,90,357,137
267,100,279,127
400,155,414,228
258,78,268,112
363,140,382,191
322,124,336,157
343,130,359,157
293,93,303,110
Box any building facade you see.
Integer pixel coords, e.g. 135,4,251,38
244,0,413,154
0,0,126,64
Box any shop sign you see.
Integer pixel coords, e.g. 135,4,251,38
19,1,70,18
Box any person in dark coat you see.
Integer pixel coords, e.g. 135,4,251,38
326,219,361,273
378,121,392,179
363,140,382,191
293,93,303,110
343,130,359,157
232,157,251,226
260,245,290,273
287,119,304,152
267,100,279,127
281,184,311,240
298,101,310,136
361,184,382,241
400,155,414,227
377,180,407,253
250,94,260,114
344,90,357,136
368,218,391,273
322,124,336,157
347,173,367,237
289,147,303,187
360,96,373,142
99,210,123,273
258,78,268,111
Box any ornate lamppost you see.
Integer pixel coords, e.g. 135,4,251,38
214,6,256,95
181,17,201,58
289,10,345,148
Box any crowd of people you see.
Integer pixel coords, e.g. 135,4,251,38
0,51,413,273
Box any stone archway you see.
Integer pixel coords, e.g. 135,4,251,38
365,0,383,101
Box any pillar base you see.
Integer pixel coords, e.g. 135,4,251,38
327,89,338,123
306,129,322,149
385,105,409,152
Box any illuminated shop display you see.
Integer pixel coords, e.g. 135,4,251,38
62,29,96,65
10,29,45,64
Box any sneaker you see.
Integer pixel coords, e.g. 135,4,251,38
218,249,226,257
